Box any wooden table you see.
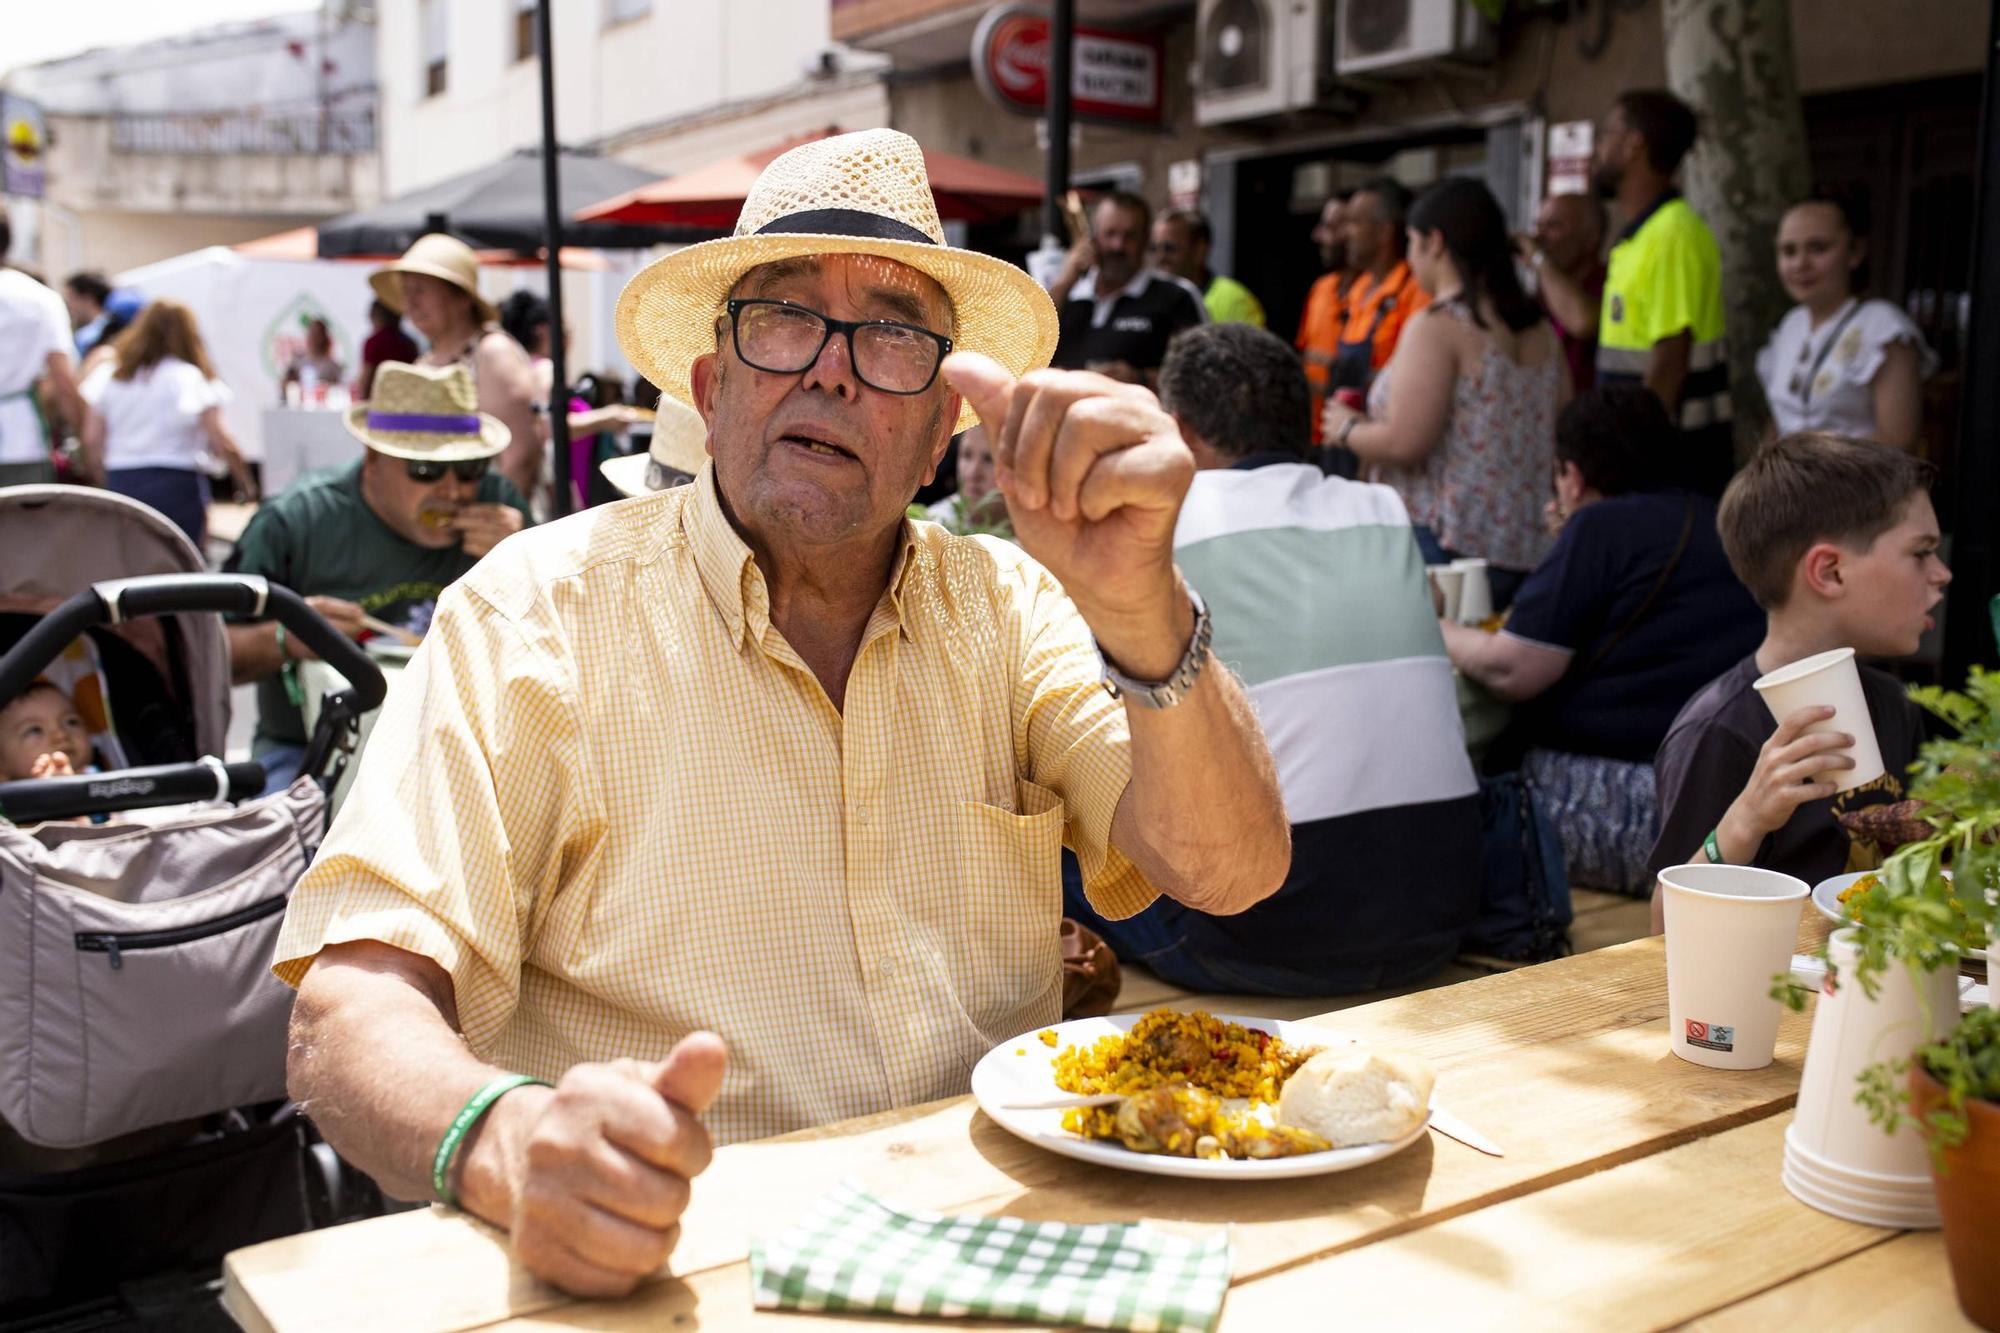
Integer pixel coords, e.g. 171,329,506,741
222,926,1975,1332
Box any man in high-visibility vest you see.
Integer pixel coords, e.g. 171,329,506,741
1590,89,1733,496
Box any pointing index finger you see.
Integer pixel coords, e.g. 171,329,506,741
941,351,1016,433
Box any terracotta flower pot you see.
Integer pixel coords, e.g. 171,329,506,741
1911,1065,2000,1330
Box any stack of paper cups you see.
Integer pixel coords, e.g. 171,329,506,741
1786,928,1958,1227
1451,558,1492,625
1751,648,1886,792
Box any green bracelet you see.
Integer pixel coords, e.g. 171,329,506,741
432,1073,550,1208
1704,827,1726,865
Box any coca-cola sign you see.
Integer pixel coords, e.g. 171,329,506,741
972,5,1163,126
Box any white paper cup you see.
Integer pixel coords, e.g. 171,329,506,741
1791,927,1958,1177
1750,647,1886,793
1451,558,1492,625
1661,863,1809,1070
1426,565,1464,622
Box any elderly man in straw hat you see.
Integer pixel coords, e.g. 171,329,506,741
277,130,1288,1295
223,362,529,792
371,233,542,497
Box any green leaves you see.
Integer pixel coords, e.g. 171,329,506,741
1843,667,2000,1145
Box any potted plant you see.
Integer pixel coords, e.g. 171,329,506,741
1837,668,2000,1330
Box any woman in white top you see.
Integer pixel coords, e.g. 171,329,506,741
1757,190,1935,449
80,298,252,547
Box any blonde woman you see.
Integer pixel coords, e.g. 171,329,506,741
80,298,253,545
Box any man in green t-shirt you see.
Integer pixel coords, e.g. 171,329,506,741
224,362,531,790
1149,208,1266,328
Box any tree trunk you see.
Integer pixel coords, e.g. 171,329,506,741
1662,0,1812,451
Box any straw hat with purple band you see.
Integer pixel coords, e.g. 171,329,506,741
614,128,1058,435
370,233,499,326
600,396,710,498
345,361,509,462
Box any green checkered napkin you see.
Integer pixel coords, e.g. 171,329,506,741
749,1182,1232,1332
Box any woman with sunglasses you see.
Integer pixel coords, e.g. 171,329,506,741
222,362,531,794
1756,188,1935,450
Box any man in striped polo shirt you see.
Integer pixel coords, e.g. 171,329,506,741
1592,90,1733,496
1063,324,1482,994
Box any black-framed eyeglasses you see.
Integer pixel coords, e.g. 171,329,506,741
725,298,953,396
404,457,490,484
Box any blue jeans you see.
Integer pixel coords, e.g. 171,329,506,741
108,466,210,549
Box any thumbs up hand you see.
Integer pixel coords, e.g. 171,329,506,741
942,352,1197,681
468,1033,730,1298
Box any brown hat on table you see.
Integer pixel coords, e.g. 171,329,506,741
345,362,508,462
369,233,498,325
613,128,1057,435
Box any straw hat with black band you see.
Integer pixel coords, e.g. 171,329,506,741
371,233,499,326
346,361,509,462
600,396,710,498
615,129,1057,435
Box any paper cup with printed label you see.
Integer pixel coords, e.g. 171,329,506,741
1451,558,1492,625
1791,927,1958,1181
1427,565,1464,623
1660,863,1809,1070
1751,647,1886,793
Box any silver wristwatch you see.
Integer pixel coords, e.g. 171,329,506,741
1098,589,1212,710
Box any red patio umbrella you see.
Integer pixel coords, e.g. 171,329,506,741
577,127,1044,229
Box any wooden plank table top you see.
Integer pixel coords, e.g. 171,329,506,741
225,925,1887,1333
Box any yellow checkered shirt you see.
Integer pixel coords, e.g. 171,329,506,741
273,465,1158,1144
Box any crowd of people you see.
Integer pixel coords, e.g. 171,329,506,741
0,96,1966,1296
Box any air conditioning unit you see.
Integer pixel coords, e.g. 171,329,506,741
1335,0,1495,77
1194,0,1337,127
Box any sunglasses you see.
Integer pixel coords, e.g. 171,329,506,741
404,457,491,484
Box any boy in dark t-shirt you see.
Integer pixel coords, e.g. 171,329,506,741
1647,433,1950,931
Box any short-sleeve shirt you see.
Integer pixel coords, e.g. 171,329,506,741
1597,193,1732,490
1648,655,1925,884
80,357,232,472
1202,273,1265,327
270,465,1158,1146
1502,492,1764,760
1755,299,1937,441
223,459,531,748
0,269,74,465
1052,268,1207,375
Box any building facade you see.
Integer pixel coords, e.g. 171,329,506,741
2,6,380,279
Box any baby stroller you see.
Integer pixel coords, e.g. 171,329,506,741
0,485,388,1327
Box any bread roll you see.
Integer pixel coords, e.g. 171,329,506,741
1276,1047,1434,1147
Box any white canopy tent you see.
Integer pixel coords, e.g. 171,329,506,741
112,246,374,463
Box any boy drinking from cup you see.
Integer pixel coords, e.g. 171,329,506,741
1647,433,1950,931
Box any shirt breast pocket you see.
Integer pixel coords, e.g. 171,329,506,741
947,780,1066,1028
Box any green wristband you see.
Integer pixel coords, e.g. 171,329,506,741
432,1073,550,1209
1704,828,1725,865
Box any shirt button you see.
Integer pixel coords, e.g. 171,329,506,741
855,804,870,824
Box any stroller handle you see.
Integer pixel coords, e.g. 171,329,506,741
0,758,266,824
0,575,389,716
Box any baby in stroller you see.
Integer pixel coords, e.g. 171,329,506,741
0,680,91,781
0,484,391,1324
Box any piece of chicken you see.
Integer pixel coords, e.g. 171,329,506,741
1112,1084,1221,1156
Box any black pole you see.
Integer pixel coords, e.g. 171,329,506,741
1943,0,2000,680
1045,0,1075,243
537,0,572,517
